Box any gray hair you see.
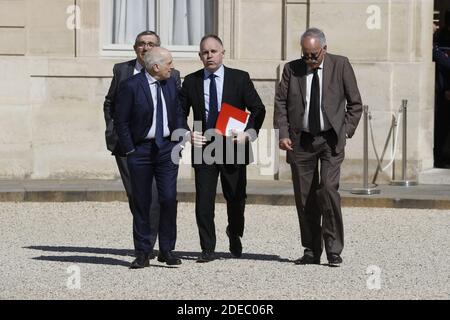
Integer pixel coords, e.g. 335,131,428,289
144,47,169,69
134,30,160,46
301,28,327,47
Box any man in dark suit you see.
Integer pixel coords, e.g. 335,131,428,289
274,28,362,267
115,47,185,268
103,31,181,252
433,22,450,168
180,35,266,263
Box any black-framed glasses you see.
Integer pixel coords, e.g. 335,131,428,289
136,41,158,48
301,48,323,62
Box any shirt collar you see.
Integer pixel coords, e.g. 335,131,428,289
307,60,324,74
135,60,144,72
204,64,224,80
145,70,158,84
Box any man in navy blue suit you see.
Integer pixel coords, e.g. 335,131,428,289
115,47,185,268
103,31,182,254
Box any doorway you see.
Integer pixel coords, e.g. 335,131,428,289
433,0,450,168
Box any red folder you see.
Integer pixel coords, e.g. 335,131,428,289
215,103,250,136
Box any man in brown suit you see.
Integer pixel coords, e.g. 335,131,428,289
274,28,362,267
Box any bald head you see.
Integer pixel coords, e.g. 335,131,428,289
144,47,174,80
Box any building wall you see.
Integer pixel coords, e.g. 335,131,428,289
0,0,435,183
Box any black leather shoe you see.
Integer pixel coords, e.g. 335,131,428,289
328,254,343,267
157,251,182,266
130,253,151,269
226,227,242,258
294,254,320,265
196,250,215,263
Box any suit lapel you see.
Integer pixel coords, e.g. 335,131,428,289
126,59,136,78
160,80,173,126
322,54,332,109
138,70,154,112
297,62,307,107
222,66,231,105
196,70,206,126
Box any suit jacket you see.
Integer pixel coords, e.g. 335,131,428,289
180,66,266,166
103,58,181,155
114,70,185,155
274,53,362,160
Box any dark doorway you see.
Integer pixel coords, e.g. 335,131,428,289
433,0,450,168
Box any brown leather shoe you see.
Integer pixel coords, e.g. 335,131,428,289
327,254,342,267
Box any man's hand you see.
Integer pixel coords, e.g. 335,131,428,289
191,131,206,147
279,138,293,151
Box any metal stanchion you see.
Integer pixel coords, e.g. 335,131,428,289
390,99,417,186
372,114,395,184
351,105,380,195
392,114,397,181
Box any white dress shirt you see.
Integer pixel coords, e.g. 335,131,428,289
203,64,224,121
145,71,170,139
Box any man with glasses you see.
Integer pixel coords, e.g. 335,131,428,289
274,28,362,267
103,31,181,258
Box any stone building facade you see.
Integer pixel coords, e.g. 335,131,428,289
0,0,436,183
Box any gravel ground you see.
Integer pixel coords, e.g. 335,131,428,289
0,202,449,300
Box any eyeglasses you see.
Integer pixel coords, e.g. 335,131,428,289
301,48,323,62
136,41,158,48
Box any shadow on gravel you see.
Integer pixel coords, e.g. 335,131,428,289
24,246,177,269
176,251,292,263
31,256,177,269
32,255,131,267
24,246,292,265
24,245,135,256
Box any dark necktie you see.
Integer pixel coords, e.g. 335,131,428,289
155,81,164,148
308,68,321,136
208,73,218,129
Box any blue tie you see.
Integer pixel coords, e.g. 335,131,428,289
208,73,218,129
155,81,164,148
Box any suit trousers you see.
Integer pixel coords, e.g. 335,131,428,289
194,164,247,252
115,155,161,249
126,140,178,254
289,130,345,259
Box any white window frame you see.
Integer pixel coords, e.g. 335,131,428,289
100,0,214,58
